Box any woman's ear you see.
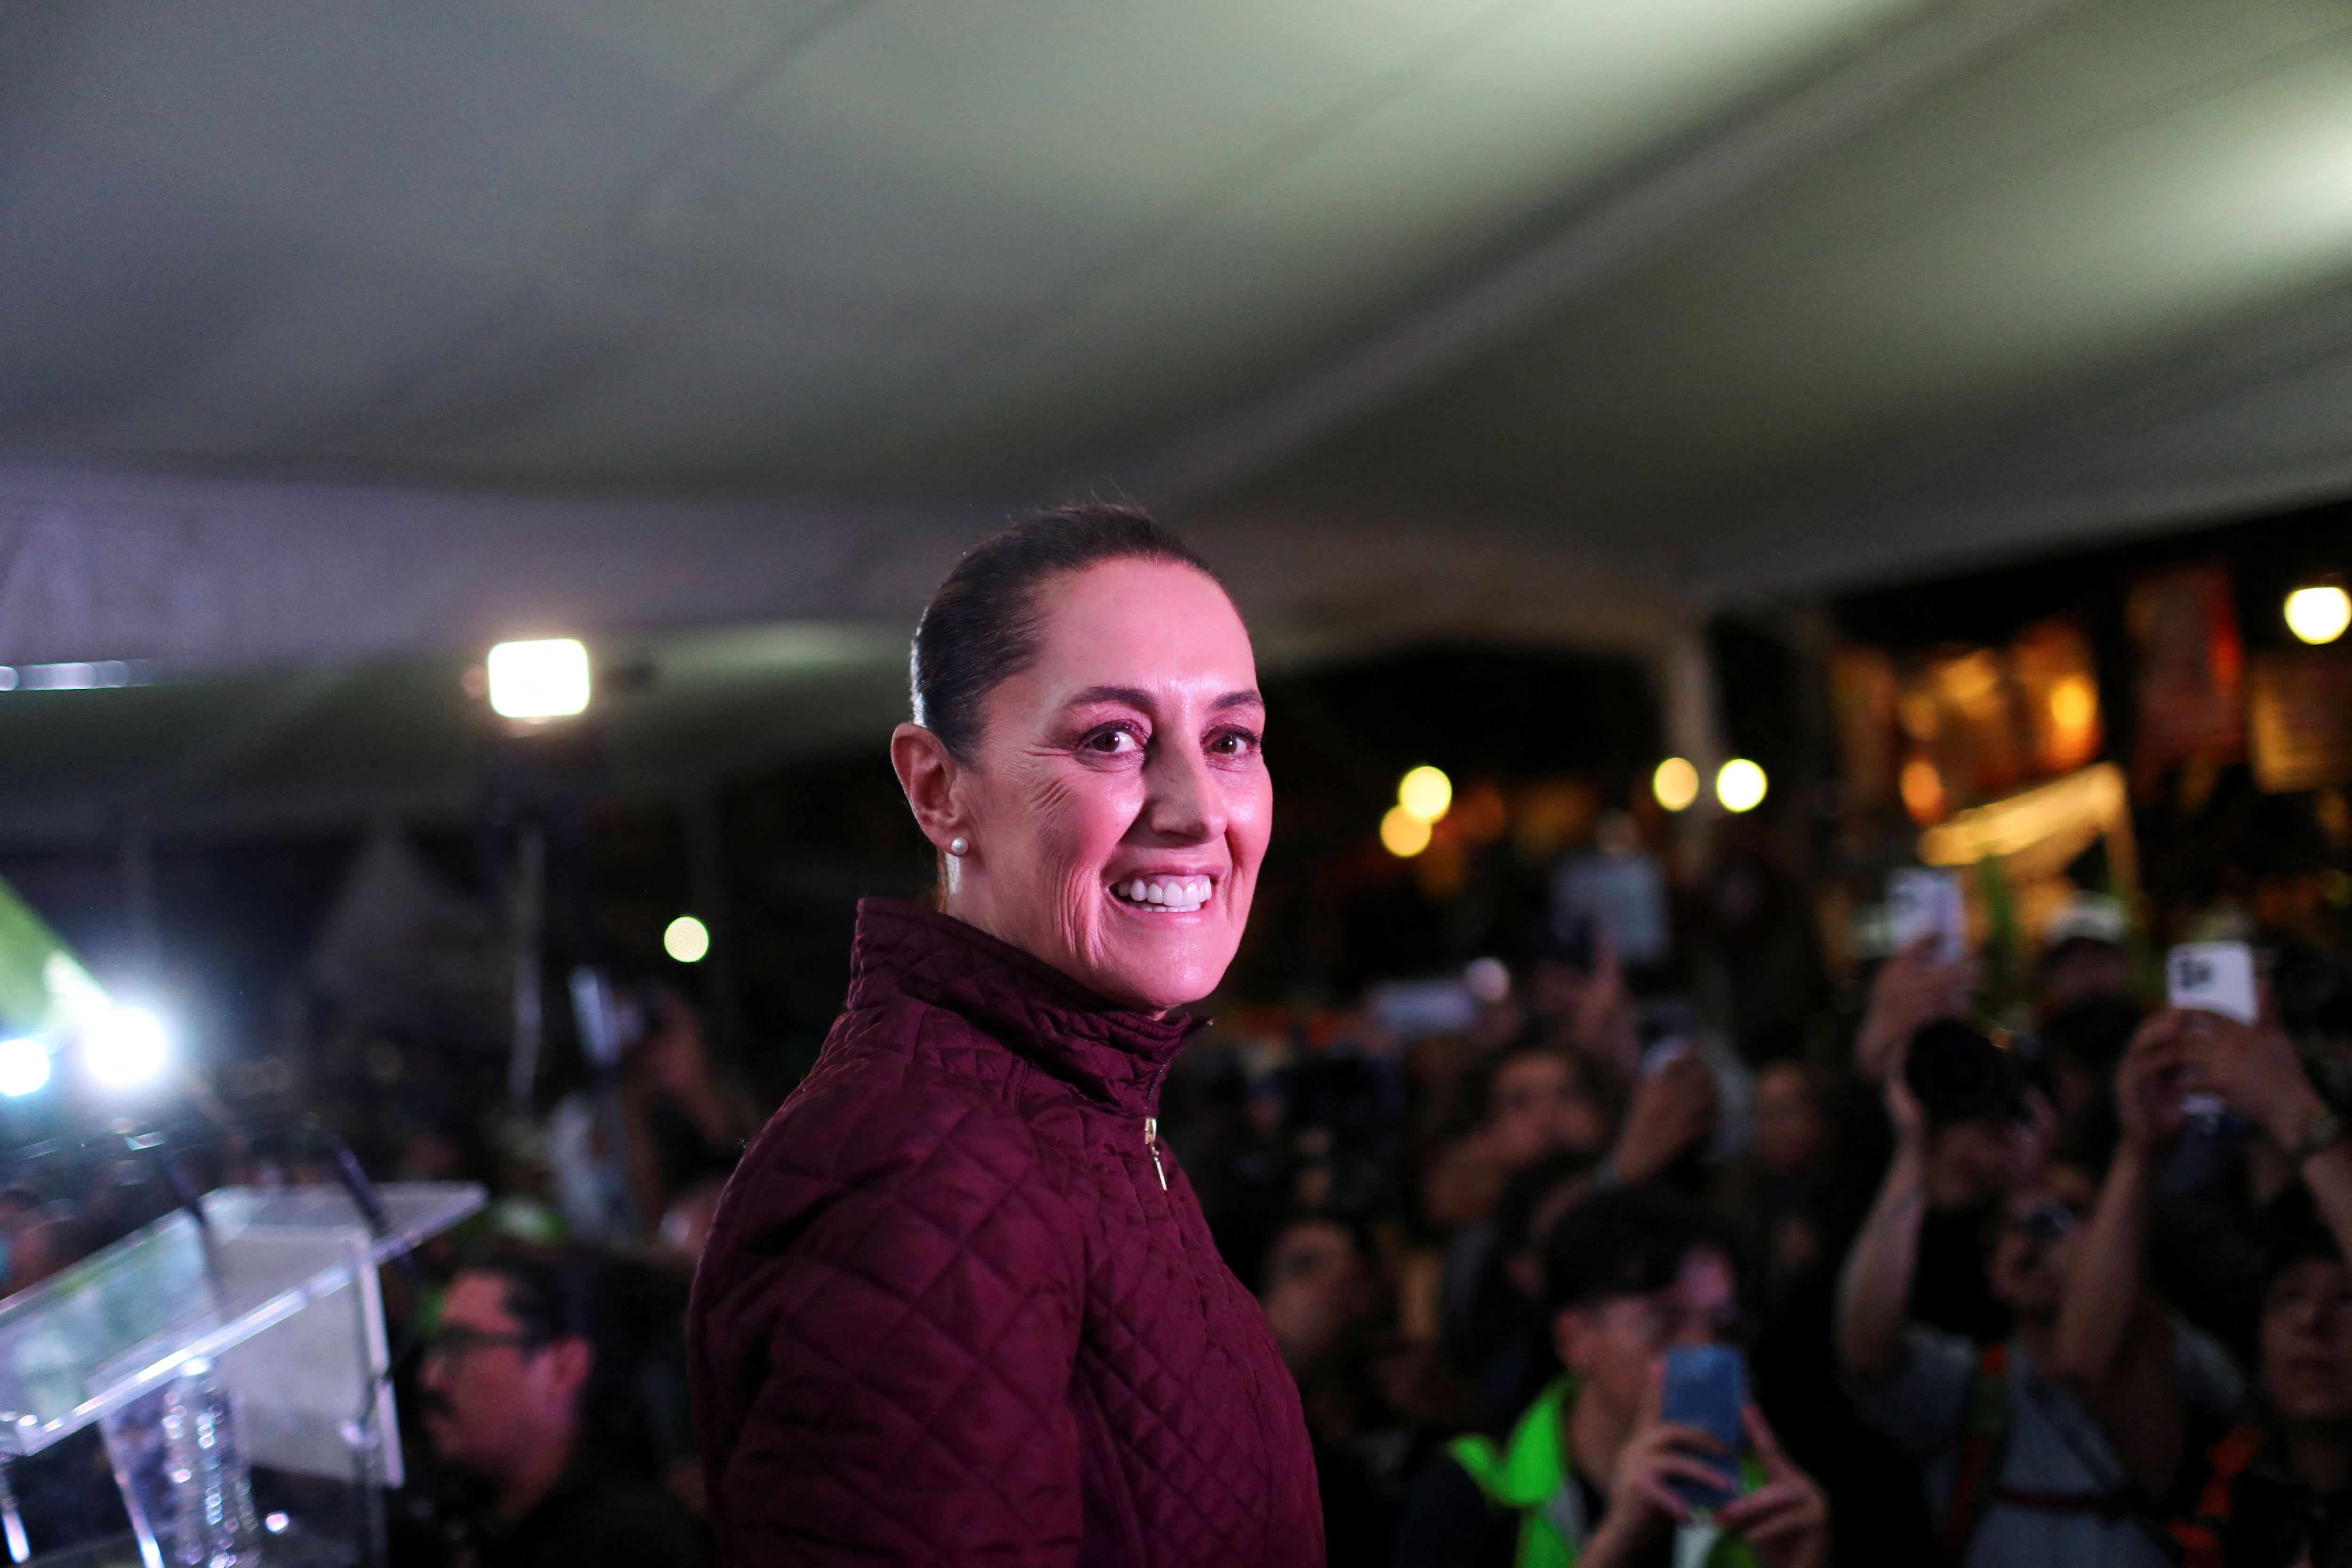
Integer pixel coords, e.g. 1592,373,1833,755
890,722,968,852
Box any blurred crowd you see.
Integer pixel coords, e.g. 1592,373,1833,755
1171,875,2352,1568
2,854,2350,1568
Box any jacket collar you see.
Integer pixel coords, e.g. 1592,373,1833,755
847,898,1205,1117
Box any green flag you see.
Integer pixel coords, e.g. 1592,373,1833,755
0,877,86,1036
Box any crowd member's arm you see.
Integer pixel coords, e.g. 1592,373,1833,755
2050,1011,2192,1497
1853,936,1975,1084
1836,1074,1928,1384
1565,931,1642,1085
2188,1002,2352,1259
1606,1051,1718,1186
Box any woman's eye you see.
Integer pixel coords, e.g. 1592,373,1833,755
1083,726,1142,755
1208,728,1261,757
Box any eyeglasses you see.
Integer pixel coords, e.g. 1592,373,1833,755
421,1326,547,1364
1603,1294,1748,1346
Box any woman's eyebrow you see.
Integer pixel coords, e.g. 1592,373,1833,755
1065,685,1153,710
1063,685,1263,713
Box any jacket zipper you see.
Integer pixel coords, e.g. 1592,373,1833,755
1144,1064,1168,1189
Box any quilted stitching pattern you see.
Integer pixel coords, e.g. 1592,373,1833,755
690,901,1322,1568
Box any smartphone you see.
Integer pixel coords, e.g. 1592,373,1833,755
2169,941,2258,1129
1660,1344,1746,1511
2168,942,2258,1026
1887,868,1966,963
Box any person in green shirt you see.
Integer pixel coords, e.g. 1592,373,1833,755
1398,1186,1828,1568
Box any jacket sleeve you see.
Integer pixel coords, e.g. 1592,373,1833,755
693,1081,1087,1567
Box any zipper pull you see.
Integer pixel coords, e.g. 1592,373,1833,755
1143,1118,1167,1190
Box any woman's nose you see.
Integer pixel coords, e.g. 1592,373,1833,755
1144,740,1223,842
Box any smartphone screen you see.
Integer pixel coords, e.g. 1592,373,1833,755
1660,1344,1746,1511
1886,868,1966,963
2168,941,2257,1026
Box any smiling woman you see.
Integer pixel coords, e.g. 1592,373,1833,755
686,505,1320,1568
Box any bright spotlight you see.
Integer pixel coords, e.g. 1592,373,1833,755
84,1006,167,1088
663,915,711,964
486,639,591,719
1716,758,1768,813
1380,805,1433,858
1652,757,1700,812
1398,765,1453,822
2286,584,2350,645
0,1038,48,1098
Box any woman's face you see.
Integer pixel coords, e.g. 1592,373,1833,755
906,557,1271,1013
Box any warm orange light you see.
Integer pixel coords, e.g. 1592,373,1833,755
2049,674,2096,739
1900,756,1947,823
1380,806,1433,858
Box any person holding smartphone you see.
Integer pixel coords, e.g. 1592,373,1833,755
2062,1002,2352,1568
1836,1017,2244,1568
1397,1186,1828,1568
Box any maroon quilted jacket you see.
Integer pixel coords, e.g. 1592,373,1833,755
688,899,1322,1567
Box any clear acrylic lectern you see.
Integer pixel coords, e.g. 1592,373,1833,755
0,1182,483,1568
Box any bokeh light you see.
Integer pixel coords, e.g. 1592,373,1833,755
486,638,592,719
1380,805,1433,858
1715,758,1768,813
1397,765,1453,822
1652,757,1700,812
2286,584,2350,645
0,1038,48,1098
84,1006,168,1088
1900,757,1947,823
664,915,711,963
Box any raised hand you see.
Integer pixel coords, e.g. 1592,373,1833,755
1714,1405,1829,1568
2114,1011,2192,1154
1588,1361,1738,1560
1855,935,1976,1083
1612,1051,1719,1185
2179,996,2323,1148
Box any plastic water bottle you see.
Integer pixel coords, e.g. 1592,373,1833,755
158,1362,259,1568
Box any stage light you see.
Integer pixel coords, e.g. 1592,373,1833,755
664,915,710,963
84,1006,167,1087
1380,805,1433,858
1397,766,1453,823
1652,757,1700,812
2286,583,2350,645
1716,759,1768,813
486,639,591,719
0,1038,48,1098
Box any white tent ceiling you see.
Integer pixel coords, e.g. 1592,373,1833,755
3,0,2351,835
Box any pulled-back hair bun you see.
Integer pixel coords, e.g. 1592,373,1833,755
911,502,1221,761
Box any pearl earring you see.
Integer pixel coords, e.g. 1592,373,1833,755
948,836,969,857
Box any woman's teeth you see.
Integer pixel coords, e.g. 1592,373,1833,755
1114,876,1212,912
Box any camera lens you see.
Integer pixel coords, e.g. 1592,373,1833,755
1903,1019,2019,1125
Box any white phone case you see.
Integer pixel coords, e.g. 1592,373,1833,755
2167,942,2257,1026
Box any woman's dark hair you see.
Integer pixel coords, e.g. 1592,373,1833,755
1542,1186,1723,1312
911,502,1221,761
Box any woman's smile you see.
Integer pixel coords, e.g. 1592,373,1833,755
1109,872,1216,914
